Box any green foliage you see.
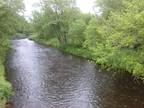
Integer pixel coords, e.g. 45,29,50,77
46,38,60,48
91,0,144,78
32,0,80,44
35,38,94,60
96,0,123,18
0,0,25,38
0,0,25,102
84,18,102,49
68,19,86,46
0,63,12,101
32,0,144,80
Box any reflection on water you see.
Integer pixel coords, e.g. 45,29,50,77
6,39,144,108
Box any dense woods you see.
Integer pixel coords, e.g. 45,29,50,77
0,0,27,106
32,0,144,80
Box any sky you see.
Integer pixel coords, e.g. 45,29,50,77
24,0,96,19
76,0,96,13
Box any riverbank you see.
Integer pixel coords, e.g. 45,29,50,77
31,37,95,61
30,37,144,82
0,63,12,108
0,48,12,107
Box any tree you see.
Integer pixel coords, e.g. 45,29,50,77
96,0,123,18
68,19,86,46
0,0,25,38
0,0,25,101
33,0,80,44
94,0,144,77
32,0,144,79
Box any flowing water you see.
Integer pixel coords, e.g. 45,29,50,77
6,39,144,108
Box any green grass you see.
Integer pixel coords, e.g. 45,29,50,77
31,37,95,60
0,63,11,108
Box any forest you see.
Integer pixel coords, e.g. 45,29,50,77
1,0,144,107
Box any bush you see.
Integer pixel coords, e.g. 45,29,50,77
0,63,12,101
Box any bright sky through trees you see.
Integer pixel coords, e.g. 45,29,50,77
24,0,96,18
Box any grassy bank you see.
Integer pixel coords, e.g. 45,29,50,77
30,37,117,71
0,63,12,108
30,36,144,81
0,47,12,107
31,37,96,61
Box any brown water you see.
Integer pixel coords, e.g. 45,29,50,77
6,39,144,108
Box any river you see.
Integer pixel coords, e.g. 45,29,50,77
6,39,144,108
